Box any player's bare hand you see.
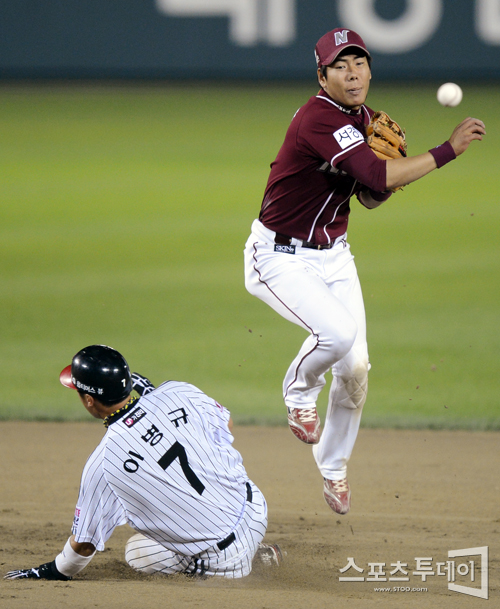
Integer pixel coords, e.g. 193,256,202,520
448,117,486,156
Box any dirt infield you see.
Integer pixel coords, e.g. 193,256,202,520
0,422,498,608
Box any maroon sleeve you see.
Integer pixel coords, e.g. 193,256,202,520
337,145,388,192
296,100,367,168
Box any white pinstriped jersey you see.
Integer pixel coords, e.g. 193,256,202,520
72,381,251,556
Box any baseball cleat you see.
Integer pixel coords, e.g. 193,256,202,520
323,477,351,515
255,543,285,567
287,406,321,444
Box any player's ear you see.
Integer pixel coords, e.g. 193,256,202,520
78,392,94,409
317,67,325,89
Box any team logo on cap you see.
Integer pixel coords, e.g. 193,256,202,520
334,30,349,46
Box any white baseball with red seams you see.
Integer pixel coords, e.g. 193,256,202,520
437,83,463,107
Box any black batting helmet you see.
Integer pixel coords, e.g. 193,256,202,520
60,345,132,405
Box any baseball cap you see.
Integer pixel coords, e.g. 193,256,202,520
315,28,370,68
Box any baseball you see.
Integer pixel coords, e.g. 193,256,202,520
437,82,463,107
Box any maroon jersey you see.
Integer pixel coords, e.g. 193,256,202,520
259,91,388,245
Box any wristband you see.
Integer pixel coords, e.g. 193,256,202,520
429,141,456,168
54,537,95,577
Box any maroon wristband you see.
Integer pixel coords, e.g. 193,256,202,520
429,141,456,168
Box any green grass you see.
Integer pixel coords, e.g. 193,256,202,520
0,82,498,428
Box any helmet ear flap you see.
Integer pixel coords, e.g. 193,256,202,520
61,345,132,405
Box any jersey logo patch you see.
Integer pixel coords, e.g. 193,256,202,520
124,407,147,427
274,244,296,254
333,125,364,150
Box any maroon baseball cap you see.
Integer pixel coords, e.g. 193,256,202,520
315,28,370,68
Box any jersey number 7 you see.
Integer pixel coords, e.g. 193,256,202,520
158,441,205,495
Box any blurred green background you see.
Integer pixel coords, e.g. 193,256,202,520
0,82,498,428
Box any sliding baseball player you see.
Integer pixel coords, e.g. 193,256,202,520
5,345,282,581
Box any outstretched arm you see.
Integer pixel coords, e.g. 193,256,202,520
4,536,96,581
385,117,486,190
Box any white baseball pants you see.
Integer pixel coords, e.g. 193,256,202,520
244,220,369,480
125,482,267,578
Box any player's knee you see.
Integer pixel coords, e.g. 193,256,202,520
337,359,369,411
336,333,357,362
321,317,358,362
125,534,159,574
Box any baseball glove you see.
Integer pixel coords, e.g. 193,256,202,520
366,111,407,160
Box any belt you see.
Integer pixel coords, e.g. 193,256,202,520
216,483,253,551
274,232,334,250
217,532,236,551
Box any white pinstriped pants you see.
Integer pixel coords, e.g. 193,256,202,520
125,482,267,578
244,220,369,479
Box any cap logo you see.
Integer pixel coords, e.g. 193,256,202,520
334,30,349,46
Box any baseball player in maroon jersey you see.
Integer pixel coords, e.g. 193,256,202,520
244,28,485,514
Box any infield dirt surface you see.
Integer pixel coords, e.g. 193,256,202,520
1,422,498,608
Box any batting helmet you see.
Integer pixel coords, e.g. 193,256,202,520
59,345,132,405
